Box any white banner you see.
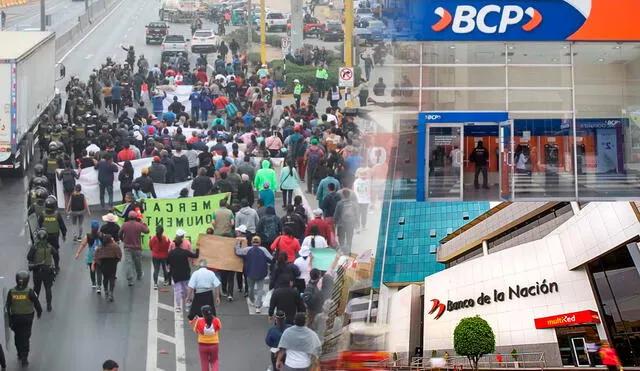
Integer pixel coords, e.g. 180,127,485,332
55,157,192,208
162,85,193,115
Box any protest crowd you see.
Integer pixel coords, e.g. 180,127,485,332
19,30,387,370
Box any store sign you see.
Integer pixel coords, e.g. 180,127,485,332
391,0,640,41
420,112,508,123
428,279,559,320
534,310,600,329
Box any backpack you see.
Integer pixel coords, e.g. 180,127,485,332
61,169,76,193
225,102,238,117
307,147,322,168
340,200,358,224
303,281,323,312
262,217,279,243
294,204,308,223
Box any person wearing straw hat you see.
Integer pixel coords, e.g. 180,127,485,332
100,213,120,242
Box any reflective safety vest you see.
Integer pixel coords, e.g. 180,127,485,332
46,157,58,175
315,69,328,80
34,240,53,267
294,84,303,95
74,126,85,140
10,287,34,315
42,212,59,235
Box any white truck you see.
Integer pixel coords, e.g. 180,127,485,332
0,32,64,175
160,0,201,23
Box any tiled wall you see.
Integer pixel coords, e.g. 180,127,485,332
372,200,490,288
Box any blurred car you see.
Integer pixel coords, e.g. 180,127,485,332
355,19,386,45
355,7,375,22
190,29,218,54
322,21,344,42
145,22,168,44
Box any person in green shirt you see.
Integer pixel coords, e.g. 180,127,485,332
254,160,278,192
315,64,329,98
293,79,303,109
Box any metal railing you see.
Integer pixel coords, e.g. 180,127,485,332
409,352,546,370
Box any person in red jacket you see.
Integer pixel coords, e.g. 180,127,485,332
270,227,301,263
304,209,333,245
117,142,137,162
149,225,171,289
599,342,621,371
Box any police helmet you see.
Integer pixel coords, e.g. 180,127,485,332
55,124,63,131
45,195,57,210
48,141,59,151
32,177,48,190
89,73,96,79
36,228,48,241
99,114,108,123
86,99,94,107
86,130,95,138
15,271,30,289
34,187,49,200
34,163,44,176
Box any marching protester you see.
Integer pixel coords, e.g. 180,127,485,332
235,236,272,313
265,311,291,371
190,305,222,371
66,184,91,242
75,220,104,293
92,234,122,302
276,313,322,370
118,211,150,286
149,225,172,288
187,259,221,320
167,240,200,313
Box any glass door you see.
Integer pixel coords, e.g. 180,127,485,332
499,120,514,200
426,124,463,201
571,337,591,367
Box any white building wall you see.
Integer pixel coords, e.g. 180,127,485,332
558,202,640,269
387,284,422,363
423,234,603,352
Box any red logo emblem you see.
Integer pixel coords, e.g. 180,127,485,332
429,299,446,320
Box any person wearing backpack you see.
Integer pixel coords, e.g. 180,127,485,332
333,189,358,252
304,138,325,194
57,163,80,211
280,205,306,241
65,184,90,242
303,268,324,329
257,206,281,249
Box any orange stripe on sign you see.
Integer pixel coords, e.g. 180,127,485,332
569,0,640,40
522,8,542,32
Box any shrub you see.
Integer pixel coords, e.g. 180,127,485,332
225,28,259,49
453,316,496,371
266,34,282,48
247,52,262,67
270,60,361,94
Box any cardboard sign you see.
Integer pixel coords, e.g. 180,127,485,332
196,234,246,272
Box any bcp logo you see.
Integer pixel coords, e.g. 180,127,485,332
428,299,446,320
432,5,542,34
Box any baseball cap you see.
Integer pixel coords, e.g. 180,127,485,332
153,156,160,162
312,208,323,216
251,236,262,244
299,247,311,257
311,138,319,145
91,220,100,229
175,229,186,237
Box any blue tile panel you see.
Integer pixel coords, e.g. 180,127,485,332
372,195,490,288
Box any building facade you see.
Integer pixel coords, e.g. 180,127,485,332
423,202,640,367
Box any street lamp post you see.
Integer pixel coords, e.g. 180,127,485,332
40,0,45,31
344,0,354,67
260,0,266,63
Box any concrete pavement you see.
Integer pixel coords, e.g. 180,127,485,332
3,0,96,35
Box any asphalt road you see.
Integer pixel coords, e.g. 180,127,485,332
3,0,97,34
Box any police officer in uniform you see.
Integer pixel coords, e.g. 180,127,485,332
28,229,59,312
37,195,67,253
28,164,51,204
5,271,42,366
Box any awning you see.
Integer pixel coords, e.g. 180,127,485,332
534,310,601,329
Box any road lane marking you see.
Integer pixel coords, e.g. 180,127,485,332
157,332,176,343
174,296,186,371
57,0,125,63
85,54,94,59
157,302,173,312
146,260,158,371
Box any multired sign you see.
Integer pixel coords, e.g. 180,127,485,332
534,310,601,329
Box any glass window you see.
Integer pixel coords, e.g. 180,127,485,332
505,42,572,65
422,89,507,111
422,42,506,65
508,90,573,112
588,245,640,366
574,42,640,198
508,66,572,88
422,66,506,88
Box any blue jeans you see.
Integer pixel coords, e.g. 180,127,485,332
191,106,200,122
99,182,114,208
201,108,209,122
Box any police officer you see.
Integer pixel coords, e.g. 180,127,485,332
28,164,51,201
28,228,59,312
44,141,62,195
5,271,42,366
27,187,49,219
37,195,67,252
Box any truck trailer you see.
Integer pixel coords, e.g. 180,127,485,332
160,0,201,23
0,32,64,175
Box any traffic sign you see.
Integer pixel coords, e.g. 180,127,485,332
339,67,354,88
281,37,291,57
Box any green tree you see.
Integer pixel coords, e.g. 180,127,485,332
453,316,496,371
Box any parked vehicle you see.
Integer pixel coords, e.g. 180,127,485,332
145,21,169,44
0,32,65,175
265,12,287,32
191,29,218,54
322,21,344,42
